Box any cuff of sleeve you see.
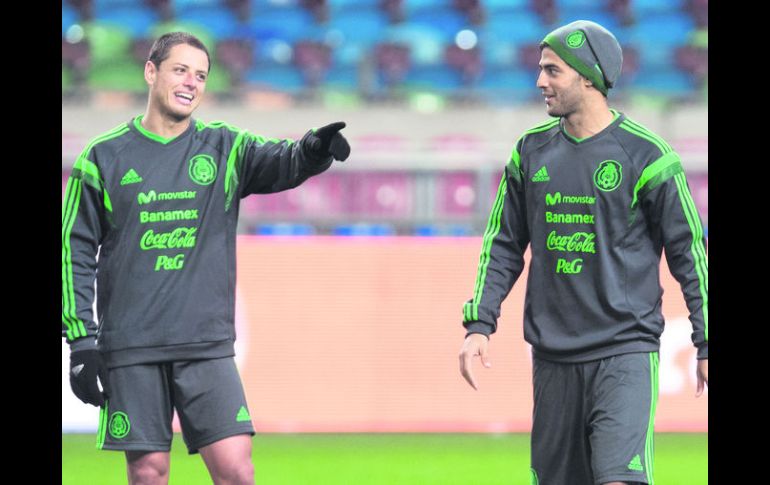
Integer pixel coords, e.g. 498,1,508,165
697,343,708,360
69,336,97,352
463,321,495,338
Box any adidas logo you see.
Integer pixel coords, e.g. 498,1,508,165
236,406,251,422
627,454,643,472
532,166,550,182
120,169,143,186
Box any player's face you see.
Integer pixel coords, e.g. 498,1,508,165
145,43,209,122
536,47,586,118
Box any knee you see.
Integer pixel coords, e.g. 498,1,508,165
127,455,169,485
213,461,254,485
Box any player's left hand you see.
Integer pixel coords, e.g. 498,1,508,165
308,122,350,161
695,358,708,397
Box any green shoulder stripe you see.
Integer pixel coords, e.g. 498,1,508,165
631,151,683,208
623,119,673,152
619,120,672,155
524,118,559,135
196,119,241,133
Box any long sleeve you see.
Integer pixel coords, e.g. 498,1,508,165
222,129,333,208
463,143,531,337
639,152,708,359
62,153,109,346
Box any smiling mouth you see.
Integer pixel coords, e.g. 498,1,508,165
175,92,194,104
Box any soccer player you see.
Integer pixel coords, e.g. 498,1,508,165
62,32,350,484
458,20,707,485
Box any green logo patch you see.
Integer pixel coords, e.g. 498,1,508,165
188,154,217,186
593,160,622,192
566,31,586,48
108,412,131,439
236,406,251,422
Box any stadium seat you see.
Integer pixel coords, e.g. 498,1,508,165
248,6,322,44
405,65,465,93
151,22,216,55
384,23,445,66
485,10,548,46
408,7,469,44
484,0,529,14
555,9,622,35
629,68,696,99
87,60,147,92
82,22,134,66
245,64,306,93
93,5,160,38
477,68,538,105
176,6,244,40
631,0,686,16
293,40,332,86
325,8,389,47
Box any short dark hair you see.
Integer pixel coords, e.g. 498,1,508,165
148,32,211,72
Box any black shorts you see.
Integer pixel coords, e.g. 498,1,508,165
530,352,659,485
97,357,255,454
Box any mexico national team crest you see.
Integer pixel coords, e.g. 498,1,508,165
188,154,217,186
566,30,586,48
593,160,622,192
108,411,131,439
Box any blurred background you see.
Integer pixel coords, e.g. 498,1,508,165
62,0,707,482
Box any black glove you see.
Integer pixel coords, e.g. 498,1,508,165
307,121,351,161
70,349,111,407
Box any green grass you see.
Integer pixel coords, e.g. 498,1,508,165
62,433,707,484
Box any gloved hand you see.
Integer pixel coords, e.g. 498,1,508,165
70,349,111,407
307,121,351,161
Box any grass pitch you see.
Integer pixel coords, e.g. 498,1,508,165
62,432,707,484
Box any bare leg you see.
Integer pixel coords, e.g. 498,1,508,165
126,451,170,485
199,434,255,485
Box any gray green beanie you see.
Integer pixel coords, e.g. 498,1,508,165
540,20,623,96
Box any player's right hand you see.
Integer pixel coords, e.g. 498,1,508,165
70,349,111,407
459,333,491,390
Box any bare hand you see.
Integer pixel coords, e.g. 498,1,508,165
459,333,491,390
696,359,708,397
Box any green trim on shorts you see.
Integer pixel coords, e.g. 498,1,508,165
645,352,659,484
97,400,109,450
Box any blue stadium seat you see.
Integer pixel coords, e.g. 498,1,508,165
405,65,465,92
556,9,622,34
486,11,548,46
62,4,79,36
325,8,389,47
631,0,686,16
327,0,381,11
402,0,451,15
629,68,696,98
477,68,538,105
630,13,695,46
484,0,529,14
384,24,445,66
409,7,468,43
323,65,360,90
176,7,243,40
245,64,306,93
173,0,228,8
248,6,322,43
93,6,160,39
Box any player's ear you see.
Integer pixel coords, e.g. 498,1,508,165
144,61,157,86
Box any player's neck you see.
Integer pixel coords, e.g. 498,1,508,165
141,109,192,140
562,103,614,140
